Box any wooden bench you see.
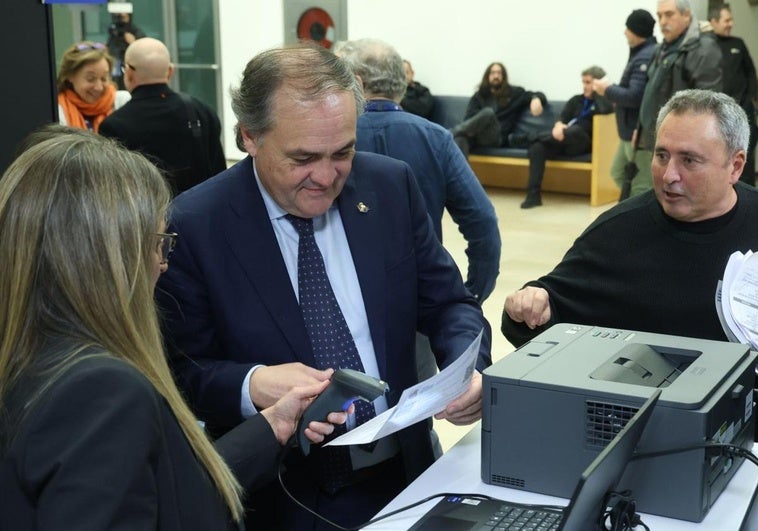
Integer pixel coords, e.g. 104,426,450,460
430,96,620,206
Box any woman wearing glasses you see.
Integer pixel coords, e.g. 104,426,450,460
0,133,345,529
56,41,131,132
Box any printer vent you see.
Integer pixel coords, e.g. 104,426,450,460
585,401,638,449
490,474,525,489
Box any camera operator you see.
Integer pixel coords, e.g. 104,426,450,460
107,12,145,90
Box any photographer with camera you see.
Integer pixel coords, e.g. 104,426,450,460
107,12,145,89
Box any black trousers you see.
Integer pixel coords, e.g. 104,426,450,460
526,128,591,193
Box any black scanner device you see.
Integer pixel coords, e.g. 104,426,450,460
297,368,389,456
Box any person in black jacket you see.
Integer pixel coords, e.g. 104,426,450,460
100,37,226,195
0,132,346,530
451,62,546,157
400,59,434,119
520,66,613,209
593,9,657,197
707,3,757,185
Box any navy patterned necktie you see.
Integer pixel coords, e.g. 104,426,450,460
286,214,377,492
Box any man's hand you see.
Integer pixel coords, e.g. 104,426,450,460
530,97,544,116
552,122,567,142
124,32,136,44
434,371,482,425
260,379,350,445
504,286,552,329
250,363,333,410
592,78,611,96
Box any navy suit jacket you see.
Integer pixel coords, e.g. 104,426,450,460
156,151,491,481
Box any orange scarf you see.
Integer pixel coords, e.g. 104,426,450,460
58,84,116,133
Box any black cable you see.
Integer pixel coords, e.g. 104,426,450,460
633,440,758,467
275,438,758,529
276,437,564,530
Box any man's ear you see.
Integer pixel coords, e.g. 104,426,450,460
729,150,747,185
166,63,175,81
239,126,260,157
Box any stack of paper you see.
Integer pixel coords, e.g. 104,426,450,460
718,250,758,349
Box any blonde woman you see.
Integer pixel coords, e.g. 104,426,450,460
0,133,345,530
56,41,130,132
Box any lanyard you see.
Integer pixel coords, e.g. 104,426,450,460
364,99,403,113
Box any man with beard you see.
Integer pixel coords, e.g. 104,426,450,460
451,62,546,157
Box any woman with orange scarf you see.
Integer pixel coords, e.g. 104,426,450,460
57,41,128,133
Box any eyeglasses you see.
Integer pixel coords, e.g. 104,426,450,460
120,63,136,74
156,232,178,264
75,42,106,52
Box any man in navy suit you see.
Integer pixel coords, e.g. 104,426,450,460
156,43,491,530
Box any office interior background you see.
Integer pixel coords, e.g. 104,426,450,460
38,0,758,159
2,0,757,449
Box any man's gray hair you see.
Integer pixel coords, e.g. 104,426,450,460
581,65,606,79
660,0,692,14
230,42,364,151
655,89,749,154
338,38,407,102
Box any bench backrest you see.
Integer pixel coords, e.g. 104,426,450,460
428,95,564,139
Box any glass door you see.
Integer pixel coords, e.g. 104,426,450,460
55,0,221,117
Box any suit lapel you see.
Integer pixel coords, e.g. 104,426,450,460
337,175,388,377
223,159,314,365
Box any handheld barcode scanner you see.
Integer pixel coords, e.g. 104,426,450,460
297,368,389,456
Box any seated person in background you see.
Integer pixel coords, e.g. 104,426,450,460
340,38,501,303
400,59,434,119
519,66,612,209
0,133,346,529
451,62,546,157
502,90,754,349
57,41,130,132
100,37,226,195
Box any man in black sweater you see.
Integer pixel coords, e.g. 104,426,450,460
502,90,756,348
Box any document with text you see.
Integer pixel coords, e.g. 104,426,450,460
325,329,482,446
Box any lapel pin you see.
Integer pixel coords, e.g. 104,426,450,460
357,202,370,213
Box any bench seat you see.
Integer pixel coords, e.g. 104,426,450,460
429,96,620,206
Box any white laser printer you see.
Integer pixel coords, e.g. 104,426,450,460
482,323,757,522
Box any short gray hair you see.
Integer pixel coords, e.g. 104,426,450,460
230,43,364,150
655,89,749,155
338,38,407,101
581,65,606,79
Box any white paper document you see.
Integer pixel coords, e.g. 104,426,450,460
325,329,482,446
719,250,758,349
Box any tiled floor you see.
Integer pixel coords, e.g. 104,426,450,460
434,188,616,451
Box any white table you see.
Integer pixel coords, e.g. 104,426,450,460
364,424,758,530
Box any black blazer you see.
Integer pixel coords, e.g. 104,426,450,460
100,83,227,194
0,354,281,530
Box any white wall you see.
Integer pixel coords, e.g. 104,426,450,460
218,0,757,160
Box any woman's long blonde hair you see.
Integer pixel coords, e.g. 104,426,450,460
0,134,243,521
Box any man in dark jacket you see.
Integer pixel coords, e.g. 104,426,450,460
451,62,546,157
100,38,226,195
594,9,657,197
708,3,757,185
400,59,434,119
520,66,613,209
634,0,722,190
